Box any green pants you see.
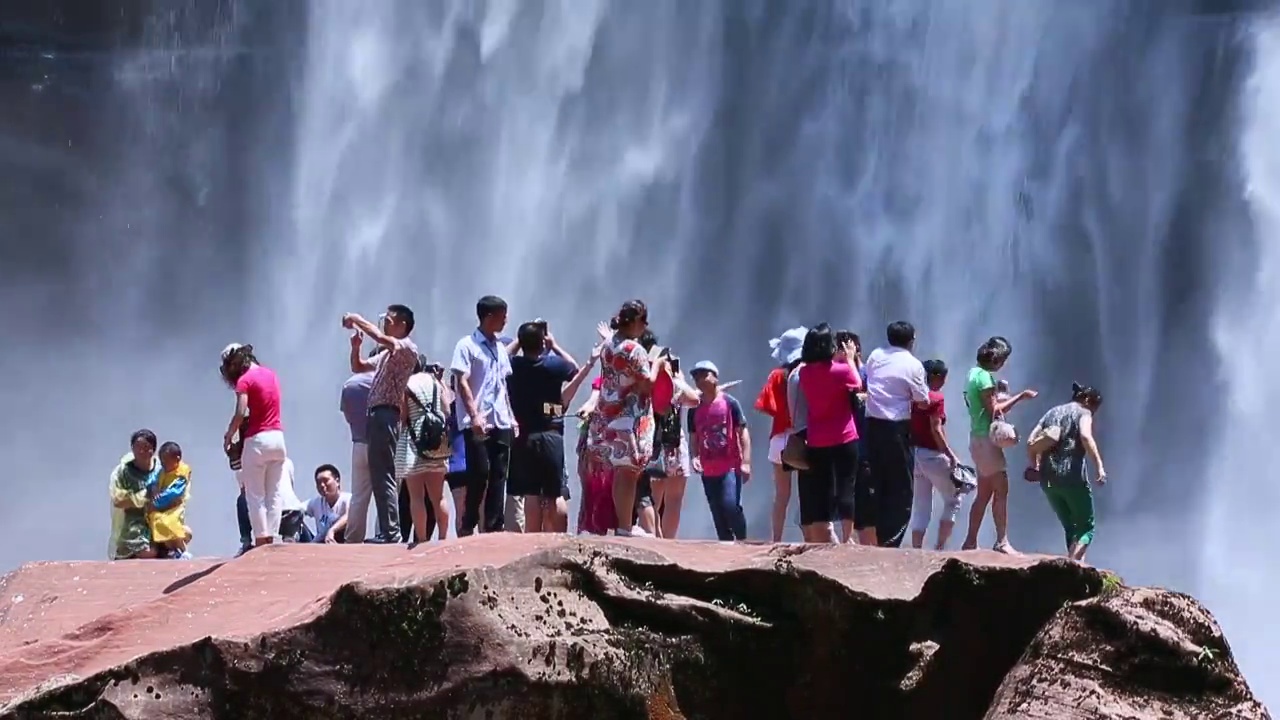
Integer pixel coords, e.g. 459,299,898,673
1040,477,1094,549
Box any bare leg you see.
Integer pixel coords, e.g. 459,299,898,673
638,505,660,536
660,473,687,539
989,470,1015,551
840,519,855,544
856,527,877,546
523,496,544,534
770,463,791,542
650,479,666,535
550,497,569,533
801,522,837,544
426,471,449,541
935,519,955,550
407,472,431,544
962,477,995,550
611,466,640,533
911,529,926,549
451,487,466,537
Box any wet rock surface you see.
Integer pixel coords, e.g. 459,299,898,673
0,536,1268,719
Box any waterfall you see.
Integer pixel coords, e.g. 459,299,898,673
1204,8,1280,703
0,0,1272,706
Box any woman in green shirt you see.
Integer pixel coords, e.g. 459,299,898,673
960,337,1037,553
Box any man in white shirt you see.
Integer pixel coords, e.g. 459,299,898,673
862,321,931,548
306,464,352,543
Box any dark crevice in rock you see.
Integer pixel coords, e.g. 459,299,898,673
2,541,1265,720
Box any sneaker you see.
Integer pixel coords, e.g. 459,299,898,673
614,527,633,537
629,525,653,538
177,551,194,560
234,544,253,558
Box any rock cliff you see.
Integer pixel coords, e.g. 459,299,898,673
0,536,1268,719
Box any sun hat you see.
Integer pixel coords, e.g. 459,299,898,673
769,327,807,365
221,342,244,362
692,361,720,377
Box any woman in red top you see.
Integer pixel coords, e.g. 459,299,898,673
220,343,288,548
755,327,806,542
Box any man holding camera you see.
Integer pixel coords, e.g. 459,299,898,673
508,319,581,533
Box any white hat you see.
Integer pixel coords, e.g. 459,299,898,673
220,343,244,362
691,360,719,376
769,326,807,365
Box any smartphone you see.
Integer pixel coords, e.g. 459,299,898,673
669,357,680,373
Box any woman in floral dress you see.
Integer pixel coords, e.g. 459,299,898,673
586,299,666,537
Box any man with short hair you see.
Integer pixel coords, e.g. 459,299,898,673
306,464,352,543
451,295,517,535
342,304,419,543
862,321,931,548
508,320,580,533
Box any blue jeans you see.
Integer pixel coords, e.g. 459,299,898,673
702,470,747,541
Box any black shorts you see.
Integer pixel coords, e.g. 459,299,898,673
797,439,859,526
508,431,566,499
445,471,467,492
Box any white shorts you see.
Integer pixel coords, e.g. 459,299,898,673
767,433,788,465
969,434,1007,477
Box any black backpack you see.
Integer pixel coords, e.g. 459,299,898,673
407,380,447,457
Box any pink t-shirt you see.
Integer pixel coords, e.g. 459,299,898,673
798,360,861,448
690,394,746,477
235,364,284,439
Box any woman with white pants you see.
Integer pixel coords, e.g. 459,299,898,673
221,343,289,548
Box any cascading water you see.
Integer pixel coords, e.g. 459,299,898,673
0,0,1272,707
1204,8,1280,702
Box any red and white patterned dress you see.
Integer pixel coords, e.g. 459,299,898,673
586,333,654,470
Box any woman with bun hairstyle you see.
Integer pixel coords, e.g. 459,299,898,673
1025,383,1107,562
220,342,288,548
960,335,1037,553
586,299,667,537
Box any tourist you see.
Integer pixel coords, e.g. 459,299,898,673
338,336,378,543
587,299,664,537
277,457,311,542
565,364,612,535
1026,383,1107,561
834,329,867,543
508,320,581,533
148,442,193,559
793,325,860,544
451,295,517,535
689,361,751,541
108,429,160,560
305,464,350,543
960,336,1037,553
220,343,288,548
649,344,699,539
396,354,452,544
907,360,963,550
862,322,931,548
756,327,806,542
343,305,419,543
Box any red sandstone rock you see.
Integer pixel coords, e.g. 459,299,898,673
0,536,1267,719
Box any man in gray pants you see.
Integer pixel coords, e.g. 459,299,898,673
343,304,419,543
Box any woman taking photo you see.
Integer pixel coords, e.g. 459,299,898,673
1026,383,1107,562
220,342,288,548
793,324,862,544
960,336,1036,553
586,299,665,537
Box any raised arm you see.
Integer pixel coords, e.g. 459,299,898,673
349,331,376,373
562,343,604,408
343,313,398,350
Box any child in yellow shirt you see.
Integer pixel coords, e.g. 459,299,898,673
150,442,193,559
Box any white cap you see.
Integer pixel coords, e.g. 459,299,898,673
220,343,244,362
769,326,807,365
692,360,719,377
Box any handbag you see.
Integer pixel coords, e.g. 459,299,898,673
781,432,809,470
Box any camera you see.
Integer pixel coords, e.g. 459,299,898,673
658,346,680,374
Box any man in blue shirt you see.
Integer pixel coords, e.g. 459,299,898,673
507,321,579,533
451,296,517,534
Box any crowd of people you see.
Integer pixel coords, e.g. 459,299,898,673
105,296,1109,563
